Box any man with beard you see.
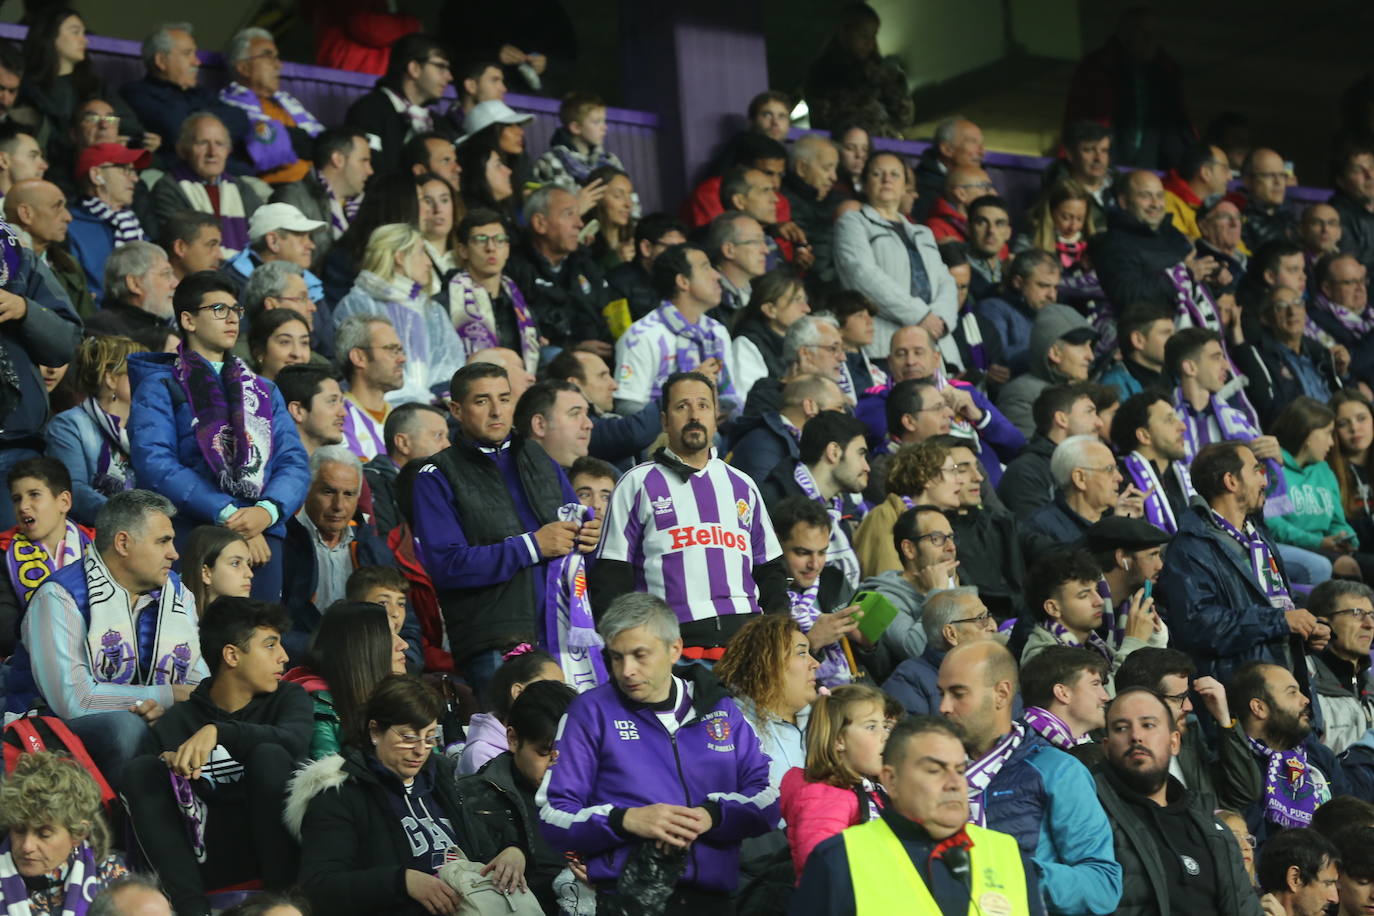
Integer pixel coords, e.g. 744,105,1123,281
591,372,788,660
1231,661,1348,844
937,640,1122,914
1307,580,1374,754
1111,390,1195,534
1155,441,1324,684
335,315,405,461
1257,828,1341,916
1093,688,1263,916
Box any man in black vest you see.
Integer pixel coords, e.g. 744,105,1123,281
411,363,600,694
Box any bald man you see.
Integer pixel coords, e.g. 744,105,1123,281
925,165,996,244
1239,147,1297,251
1092,170,1223,322
938,639,1123,914
468,347,534,401
781,134,845,285
4,178,93,317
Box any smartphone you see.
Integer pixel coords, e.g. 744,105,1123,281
1143,580,1153,600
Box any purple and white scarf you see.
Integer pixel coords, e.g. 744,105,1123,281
0,836,98,916
1246,734,1329,828
381,86,434,139
218,82,324,173
78,399,133,496
966,721,1025,827
653,303,740,415
1210,509,1295,609
446,271,540,375
542,503,606,693
340,395,387,461
78,197,143,245
1046,619,1115,667
84,547,198,687
1121,451,1195,535
957,309,989,372
170,770,208,864
791,462,861,591
173,346,275,501
168,162,248,254
548,142,622,186
313,168,351,240
7,519,86,605
1174,386,1292,515
786,581,850,688
1166,261,1222,333
1022,707,1078,751
1310,292,1374,338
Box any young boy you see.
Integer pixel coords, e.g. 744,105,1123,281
345,564,423,672
532,91,628,191
568,455,618,517
122,596,311,916
0,457,93,654
454,679,577,910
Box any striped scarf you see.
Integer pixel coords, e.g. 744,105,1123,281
542,502,606,693
79,197,143,245
786,581,850,687
381,86,433,139
966,721,1024,827
1121,451,1194,535
170,163,248,255
0,837,98,916
313,169,350,240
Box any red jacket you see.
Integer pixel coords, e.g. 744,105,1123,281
308,1,419,75
924,196,969,243
387,522,454,673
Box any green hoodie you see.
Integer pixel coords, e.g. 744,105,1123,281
1268,449,1358,551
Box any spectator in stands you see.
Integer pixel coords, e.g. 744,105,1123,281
681,133,789,231
127,271,310,602
468,346,533,399
4,177,91,317
1299,203,1343,271
856,436,964,576
585,165,636,271
539,593,778,912
1195,198,1247,294
0,124,46,199
924,167,997,246
996,304,1097,438
334,223,463,405
89,876,173,916
704,211,767,324
1094,688,1260,915
1244,288,1344,424
731,267,809,398
57,96,157,192
1232,661,1345,843
66,143,151,301
151,113,263,257
245,308,311,382
1331,142,1374,271
508,185,613,355
442,208,534,369
1238,148,1296,251
271,128,372,271
1155,441,1322,684
613,244,736,415
454,60,506,127
997,383,1100,520
1235,239,1310,313
0,42,20,127
570,455,617,515
1267,397,1362,581
1311,254,1374,388
593,371,787,657
402,131,460,190
1258,828,1341,916
335,314,404,460
1332,390,1374,546
781,135,844,287
961,196,1014,302
937,639,1123,913
290,675,473,916
412,362,593,692
218,28,324,186
729,373,844,486
1022,181,1101,306
941,437,1025,614
1110,389,1192,533
345,34,455,177
534,91,628,197
364,402,448,537
745,314,847,417
514,379,592,470
121,23,249,169
282,445,399,653
1165,328,1277,464
835,151,959,362
44,335,144,525
416,171,460,286
882,587,996,715
122,597,306,916
803,3,912,137
83,242,175,349
1161,142,1231,240
455,134,516,224
832,123,869,199
1019,646,1109,750
606,212,687,324
1099,301,1175,400
544,348,662,472
226,203,326,311
181,526,254,620
1025,435,1142,548
0,752,128,913
278,363,345,457
912,116,985,221
1306,580,1374,754
5,490,206,791
159,210,222,282
462,100,535,201
719,165,795,273
825,289,883,393
976,249,1061,375
459,647,562,774
1049,121,1114,220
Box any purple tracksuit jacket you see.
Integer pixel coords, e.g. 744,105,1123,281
536,664,779,893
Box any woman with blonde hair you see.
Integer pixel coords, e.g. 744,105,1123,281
0,751,127,913
1020,179,1104,309
332,223,465,406
43,334,146,525
851,438,963,576
778,684,891,879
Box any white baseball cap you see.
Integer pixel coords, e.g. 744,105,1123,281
460,100,535,144
249,203,326,242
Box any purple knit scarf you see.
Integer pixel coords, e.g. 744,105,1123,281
1121,451,1194,535
786,581,850,687
1174,386,1292,515
448,271,540,375
173,346,275,500
0,836,98,915
1210,509,1295,609
542,503,607,693
1246,735,1327,828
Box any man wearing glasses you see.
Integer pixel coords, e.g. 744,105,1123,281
1237,147,1297,252
345,34,458,177
1025,434,1145,556
66,142,151,301
923,164,997,246
1307,579,1374,753
882,586,997,716
219,28,324,186
127,271,310,604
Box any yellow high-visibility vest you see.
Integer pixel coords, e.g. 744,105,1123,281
844,816,1032,915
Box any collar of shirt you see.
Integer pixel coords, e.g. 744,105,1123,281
296,510,355,551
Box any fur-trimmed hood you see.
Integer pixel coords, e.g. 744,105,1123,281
284,753,347,841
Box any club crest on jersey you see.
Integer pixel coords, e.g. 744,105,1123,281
735,499,752,528
652,496,674,515
704,717,730,742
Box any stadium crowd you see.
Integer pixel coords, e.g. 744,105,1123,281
1,2,1374,915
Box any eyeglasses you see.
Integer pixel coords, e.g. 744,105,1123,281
1331,608,1374,622
732,238,768,247
954,181,995,192
806,342,843,355
1080,464,1119,475
937,464,960,479
1161,690,1190,706
366,344,406,356
99,163,136,175
245,49,280,63
423,59,451,72
389,727,440,749
273,293,312,305
197,302,244,320
949,610,992,627
469,233,510,247
916,531,956,547
81,114,119,127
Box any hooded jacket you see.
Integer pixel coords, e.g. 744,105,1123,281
125,351,310,539
1309,649,1374,755
1089,204,1195,311
881,643,946,715
996,304,1095,438
537,664,778,894
855,568,931,676
1266,449,1356,552
975,289,1038,375
457,712,509,777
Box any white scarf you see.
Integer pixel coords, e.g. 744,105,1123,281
83,547,198,687
174,178,246,256
382,86,434,140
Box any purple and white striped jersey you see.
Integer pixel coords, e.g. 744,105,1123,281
597,451,782,622
340,394,388,461
613,304,739,413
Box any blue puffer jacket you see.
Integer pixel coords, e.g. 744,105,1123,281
126,351,310,539
881,644,944,715
0,239,82,443
984,730,1123,915
1154,502,1296,685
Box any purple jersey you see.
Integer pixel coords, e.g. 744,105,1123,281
340,394,387,461
597,452,781,623
613,304,740,415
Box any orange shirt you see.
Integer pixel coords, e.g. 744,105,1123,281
258,98,311,185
